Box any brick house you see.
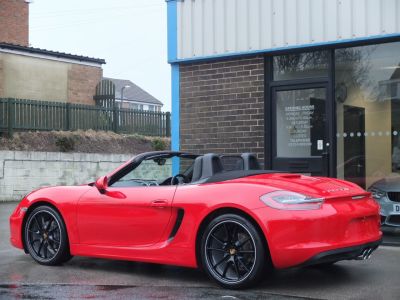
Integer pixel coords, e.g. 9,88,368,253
105,77,163,112
0,0,105,105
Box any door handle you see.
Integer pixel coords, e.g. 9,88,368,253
151,199,168,208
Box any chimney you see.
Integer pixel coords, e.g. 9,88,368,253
0,0,29,46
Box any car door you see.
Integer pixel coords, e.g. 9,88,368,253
77,185,176,247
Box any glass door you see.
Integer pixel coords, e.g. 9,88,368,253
272,84,330,176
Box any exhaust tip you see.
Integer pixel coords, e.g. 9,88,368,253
366,248,373,260
355,248,371,260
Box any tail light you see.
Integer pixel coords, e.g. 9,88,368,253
260,191,324,210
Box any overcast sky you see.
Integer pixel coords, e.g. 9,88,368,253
29,0,171,111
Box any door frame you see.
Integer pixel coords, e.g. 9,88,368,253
271,83,330,175
264,52,336,177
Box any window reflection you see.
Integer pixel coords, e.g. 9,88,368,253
273,51,329,81
336,42,400,189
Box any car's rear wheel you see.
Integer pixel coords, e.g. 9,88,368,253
200,214,268,289
24,205,72,265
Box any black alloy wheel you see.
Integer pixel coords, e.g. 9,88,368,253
24,205,71,265
201,214,269,289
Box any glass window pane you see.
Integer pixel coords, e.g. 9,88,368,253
335,42,400,193
273,51,329,81
276,88,326,158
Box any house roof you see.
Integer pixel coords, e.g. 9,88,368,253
0,42,106,64
104,77,163,106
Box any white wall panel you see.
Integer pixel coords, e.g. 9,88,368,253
353,0,367,38
237,0,249,51
382,0,396,35
192,0,203,56
337,0,353,40
324,0,338,41
366,0,381,36
213,0,225,54
260,0,273,50
248,0,261,50
272,0,285,47
176,0,400,60
311,0,324,42
225,0,236,53
297,0,311,45
285,0,298,46
203,0,214,55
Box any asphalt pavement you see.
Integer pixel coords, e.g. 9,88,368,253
1,202,399,300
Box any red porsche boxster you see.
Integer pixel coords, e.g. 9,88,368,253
10,151,382,289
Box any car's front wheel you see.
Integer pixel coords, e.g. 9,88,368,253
200,213,269,289
24,205,72,265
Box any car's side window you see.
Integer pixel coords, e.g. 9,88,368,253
125,160,172,182
112,158,173,187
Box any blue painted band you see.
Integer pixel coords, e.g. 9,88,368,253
168,33,400,64
171,63,180,175
166,0,177,62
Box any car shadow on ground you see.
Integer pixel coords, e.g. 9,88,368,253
65,256,209,283
63,255,360,289
260,264,355,289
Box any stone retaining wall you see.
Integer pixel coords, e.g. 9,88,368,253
0,151,132,201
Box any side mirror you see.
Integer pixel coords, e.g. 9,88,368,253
95,176,108,194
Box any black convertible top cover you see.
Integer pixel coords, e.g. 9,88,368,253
203,170,281,184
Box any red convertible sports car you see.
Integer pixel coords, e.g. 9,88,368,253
10,151,382,289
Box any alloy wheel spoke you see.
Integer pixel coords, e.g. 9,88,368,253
237,256,250,272
37,240,45,257
207,247,225,252
30,238,40,247
237,237,251,248
34,216,42,231
210,234,225,246
223,223,230,242
40,216,47,231
233,258,241,279
28,229,40,235
237,249,254,254
45,219,53,231
43,243,48,258
231,225,238,242
48,227,59,234
222,261,231,277
213,254,230,268
47,243,56,255
49,236,60,245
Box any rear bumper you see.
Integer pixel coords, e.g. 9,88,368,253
299,239,381,267
252,196,382,269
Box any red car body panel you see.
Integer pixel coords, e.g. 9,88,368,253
10,172,382,269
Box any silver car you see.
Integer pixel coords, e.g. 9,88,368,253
369,177,400,227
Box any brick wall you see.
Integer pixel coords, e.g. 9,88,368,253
67,64,103,105
180,56,265,163
0,0,29,46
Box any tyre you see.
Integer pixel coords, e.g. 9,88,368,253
24,205,72,265
200,213,269,289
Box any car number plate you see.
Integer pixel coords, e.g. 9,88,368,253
393,204,400,214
